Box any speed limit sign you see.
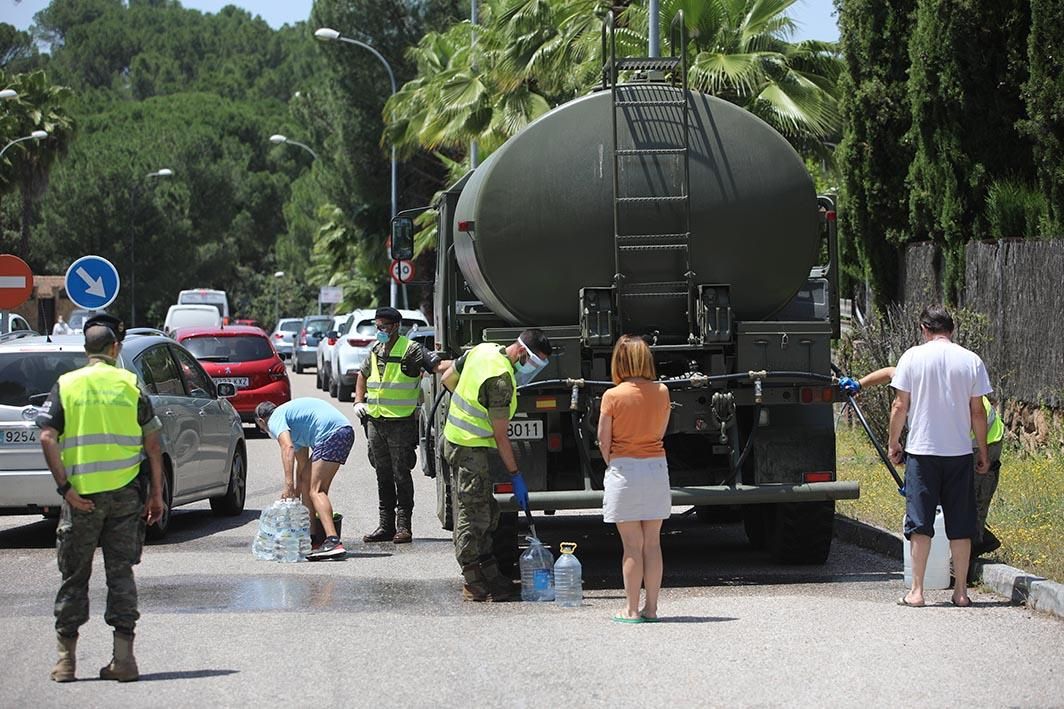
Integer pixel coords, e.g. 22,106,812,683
390,259,415,284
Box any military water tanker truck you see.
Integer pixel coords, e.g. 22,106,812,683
392,14,859,566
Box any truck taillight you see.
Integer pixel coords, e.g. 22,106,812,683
268,361,287,381
547,433,563,452
347,337,373,347
800,387,835,403
493,481,514,494
804,471,833,483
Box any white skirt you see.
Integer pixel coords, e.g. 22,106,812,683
602,456,671,523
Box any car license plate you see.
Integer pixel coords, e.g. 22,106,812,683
508,420,543,440
213,377,249,388
1,427,39,446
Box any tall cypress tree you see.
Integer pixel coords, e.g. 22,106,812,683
835,0,917,311
906,0,1032,302
1020,0,1064,235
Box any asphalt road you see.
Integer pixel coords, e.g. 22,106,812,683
2,372,1061,707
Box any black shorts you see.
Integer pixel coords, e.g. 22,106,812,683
903,453,977,540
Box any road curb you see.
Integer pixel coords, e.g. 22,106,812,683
834,514,1064,621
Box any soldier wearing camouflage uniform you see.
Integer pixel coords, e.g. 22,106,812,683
36,314,165,683
442,329,552,601
354,307,444,544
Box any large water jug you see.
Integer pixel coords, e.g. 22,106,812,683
553,542,582,608
903,506,951,589
519,536,555,602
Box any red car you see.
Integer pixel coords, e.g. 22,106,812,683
175,325,290,422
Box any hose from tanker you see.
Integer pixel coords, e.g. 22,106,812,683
830,362,905,493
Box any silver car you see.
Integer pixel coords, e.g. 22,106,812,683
291,315,335,374
0,334,247,539
269,318,301,360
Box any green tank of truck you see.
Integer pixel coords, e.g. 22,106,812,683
393,13,858,567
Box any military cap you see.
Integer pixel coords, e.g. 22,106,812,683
375,307,402,324
83,313,126,342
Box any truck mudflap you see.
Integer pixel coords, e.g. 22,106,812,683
496,481,859,511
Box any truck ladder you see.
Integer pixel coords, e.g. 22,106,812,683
602,12,694,342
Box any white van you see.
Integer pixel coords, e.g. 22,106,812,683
177,289,230,321
164,304,222,334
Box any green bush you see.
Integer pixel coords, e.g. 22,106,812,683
985,179,1047,238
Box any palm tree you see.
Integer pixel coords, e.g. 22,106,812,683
386,0,840,161
1,70,76,260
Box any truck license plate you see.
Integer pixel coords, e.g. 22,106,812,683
213,377,249,388
508,420,543,440
1,427,39,446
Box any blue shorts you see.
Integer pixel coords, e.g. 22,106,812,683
903,453,977,540
311,426,355,464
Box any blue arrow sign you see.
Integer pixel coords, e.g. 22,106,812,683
65,255,121,310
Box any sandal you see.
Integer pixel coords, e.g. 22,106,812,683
897,594,925,608
612,613,644,624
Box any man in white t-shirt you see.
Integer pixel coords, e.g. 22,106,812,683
888,305,991,608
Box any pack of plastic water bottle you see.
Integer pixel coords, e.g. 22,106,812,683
252,499,311,562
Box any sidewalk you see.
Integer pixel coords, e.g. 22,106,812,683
835,515,1064,620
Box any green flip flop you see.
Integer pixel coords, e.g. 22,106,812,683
612,613,644,624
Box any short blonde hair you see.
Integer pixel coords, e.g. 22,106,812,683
610,334,656,385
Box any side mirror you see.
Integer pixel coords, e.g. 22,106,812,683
216,382,237,398
327,330,339,339
390,216,415,260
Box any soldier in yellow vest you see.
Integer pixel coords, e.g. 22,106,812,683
442,329,552,601
36,314,165,683
354,307,447,544
858,365,1005,556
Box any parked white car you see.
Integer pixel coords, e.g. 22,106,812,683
163,304,222,335
315,312,353,391
328,309,426,401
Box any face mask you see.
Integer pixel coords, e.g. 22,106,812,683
515,359,540,387
375,329,391,344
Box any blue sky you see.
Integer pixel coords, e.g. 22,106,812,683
3,0,839,41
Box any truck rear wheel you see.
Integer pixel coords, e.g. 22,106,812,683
769,500,835,564
436,458,454,531
493,511,519,578
743,504,773,550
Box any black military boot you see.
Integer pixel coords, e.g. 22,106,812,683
461,563,495,602
362,510,396,543
480,558,517,601
393,509,412,544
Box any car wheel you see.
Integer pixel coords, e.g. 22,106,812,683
210,446,247,516
146,468,173,541
328,375,338,398
293,357,303,374
337,381,353,402
315,368,324,390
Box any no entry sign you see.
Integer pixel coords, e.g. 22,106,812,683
0,254,33,310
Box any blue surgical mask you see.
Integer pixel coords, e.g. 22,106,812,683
375,330,390,344
515,359,540,386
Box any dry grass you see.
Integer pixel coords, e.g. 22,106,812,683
836,425,1064,584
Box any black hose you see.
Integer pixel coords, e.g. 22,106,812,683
846,393,906,492
425,389,448,440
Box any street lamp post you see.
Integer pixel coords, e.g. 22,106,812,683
130,168,174,325
273,271,285,326
0,130,48,160
314,27,400,308
269,134,319,160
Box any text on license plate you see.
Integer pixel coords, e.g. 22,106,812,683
213,377,249,388
508,420,543,440
1,428,39,446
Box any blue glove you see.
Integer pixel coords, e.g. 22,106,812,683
838,376,861,395
511,472,530,512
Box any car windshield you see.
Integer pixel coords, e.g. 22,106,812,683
279,321,301,333
67,311,91,330
182,335,274,363
355,319,426,337
0,351,87,406
304,318,332,335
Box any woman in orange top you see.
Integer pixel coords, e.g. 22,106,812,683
597,335,671,622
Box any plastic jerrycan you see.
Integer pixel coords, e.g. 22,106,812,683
519,536,555,602
903,507,951,589
554,542,583,608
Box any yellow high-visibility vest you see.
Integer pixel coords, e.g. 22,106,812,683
366,336,421,418
974,396,1004,445
443,343,517,449
58,362,143,495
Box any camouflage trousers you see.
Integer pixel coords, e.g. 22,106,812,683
444,440,499,567
55,482,145,637
367,417,418,519
974,441,1003,543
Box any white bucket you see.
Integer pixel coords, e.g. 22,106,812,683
902,506,951,590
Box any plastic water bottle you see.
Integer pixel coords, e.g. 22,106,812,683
520,536,555,602
289,500,312,559
252,504,279,560
903,506,951,589
554,542,583,608
274,528,301,563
